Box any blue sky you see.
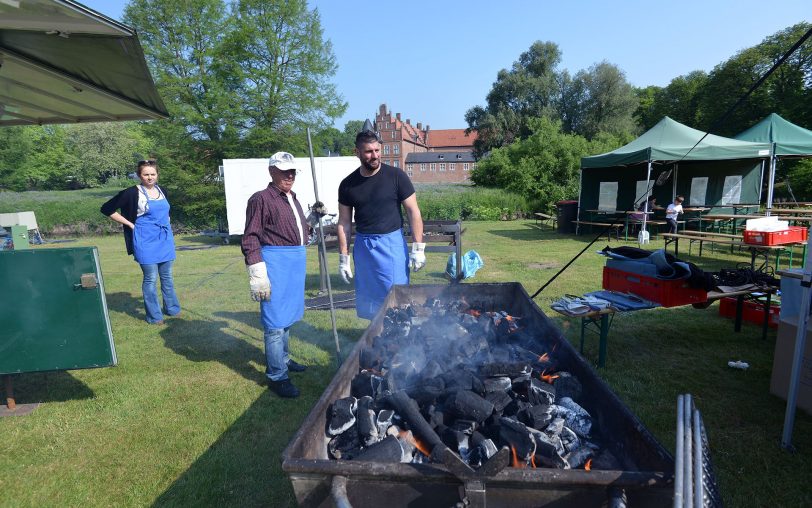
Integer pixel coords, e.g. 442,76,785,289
84,0,808,130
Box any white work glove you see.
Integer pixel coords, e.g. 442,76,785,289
247,262,271,301
306,201,328,227
409,242,426,271
339,253,353,284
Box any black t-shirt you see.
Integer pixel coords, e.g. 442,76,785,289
338,163,415,234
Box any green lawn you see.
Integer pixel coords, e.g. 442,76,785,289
1,221,811,507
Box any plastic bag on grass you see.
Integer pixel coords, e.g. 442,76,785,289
446,250,484,280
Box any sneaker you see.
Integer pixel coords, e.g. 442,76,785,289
287,359,307,372
268,378,299,398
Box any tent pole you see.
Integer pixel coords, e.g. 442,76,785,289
673,163,678,201
641,161,653,234
766,144,777,216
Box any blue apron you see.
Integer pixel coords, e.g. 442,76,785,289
260,245,306,329
133,186,176,265
353,230,409,319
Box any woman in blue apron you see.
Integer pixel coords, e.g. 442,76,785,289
101,160,180,324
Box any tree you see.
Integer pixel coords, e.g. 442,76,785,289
63,123,152,187
635,71,707,131
466,41,563,157
565,61,639,139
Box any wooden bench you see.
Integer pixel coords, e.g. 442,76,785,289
533,212,557,228
574,221,624,241
623,219,675,240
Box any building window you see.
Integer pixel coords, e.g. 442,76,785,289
407,169,413,177
430,163,436,172
394,160,400,168
420,163,426,172
439,163,446,172
407,163,413,171
463,163,470,171
449,163,456,171
393,144,400,154
383,145,390,155
472,163,477,170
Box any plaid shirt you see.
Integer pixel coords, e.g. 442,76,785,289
241,183,308,265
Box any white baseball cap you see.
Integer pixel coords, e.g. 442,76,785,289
268,151,298,172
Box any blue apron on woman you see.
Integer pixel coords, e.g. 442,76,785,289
133,186,175,264
260,245,306,329
353,230,409,320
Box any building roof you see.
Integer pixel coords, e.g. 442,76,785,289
405,152,475,164
427,129,477,148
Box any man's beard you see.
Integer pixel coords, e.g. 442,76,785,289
361,159,380,172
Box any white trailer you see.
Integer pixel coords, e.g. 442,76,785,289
221,156,359,236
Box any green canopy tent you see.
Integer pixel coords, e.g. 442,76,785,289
579,117,771,235
735,113,812,214
0,0,167,125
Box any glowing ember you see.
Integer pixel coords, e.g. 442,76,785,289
539,369,560,384
585,458,593,471
399,430,431,457
510,445,526,469
538,352,550,362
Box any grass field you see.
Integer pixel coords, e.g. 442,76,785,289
1,221,811,507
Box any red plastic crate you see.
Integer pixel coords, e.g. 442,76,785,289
718,297,779,328
743,226,808,246
602,266,707,307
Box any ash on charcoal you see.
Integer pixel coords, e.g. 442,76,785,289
376,409,394,436
483,376,512,393
499,417,536,463
328,426,361,460
357,396,380,446
350,370,387,399
564,444,594,469
421,359,444,380
408,376,445,405
552,371,582,401
450,419,477,434
328,396,357,436
445,390,495,423
556,396,592,437
354,435,405,463
514,378,556,406
558,425,581,454
502,398,530,418
517,403,552,430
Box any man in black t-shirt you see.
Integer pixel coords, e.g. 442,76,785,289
337,128,425,319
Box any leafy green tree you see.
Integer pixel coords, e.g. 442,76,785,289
635,71,708,131
0,127,34,190
465,41,563,157
566,61,639,139
13,126,75,190
63,123,152,187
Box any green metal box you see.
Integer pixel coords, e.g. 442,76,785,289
9,225,30,250
0,247,116,374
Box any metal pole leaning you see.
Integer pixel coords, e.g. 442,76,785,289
306,128,342,367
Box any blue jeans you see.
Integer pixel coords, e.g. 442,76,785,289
264,327,290,381
140,261,181,323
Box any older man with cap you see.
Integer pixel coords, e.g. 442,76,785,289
337,123,425,319
242,151,317,398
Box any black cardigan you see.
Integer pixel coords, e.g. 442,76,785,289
100,185,169,255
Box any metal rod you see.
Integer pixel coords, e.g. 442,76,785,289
330,475,353,508
693,408,703,508
683,395,693,508
674,395,684,508
306,127,342,367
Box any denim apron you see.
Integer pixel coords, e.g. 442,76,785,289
133,186,175,265
260,245,306,329
353,230,409,319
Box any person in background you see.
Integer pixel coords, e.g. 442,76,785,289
666,195,685,234
101,159,180,325
337,123,425,319
241,152,319,399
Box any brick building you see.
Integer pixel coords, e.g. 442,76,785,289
374,103,477,183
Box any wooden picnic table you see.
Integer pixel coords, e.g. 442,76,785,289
769,208,812,215
662,232,805,270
